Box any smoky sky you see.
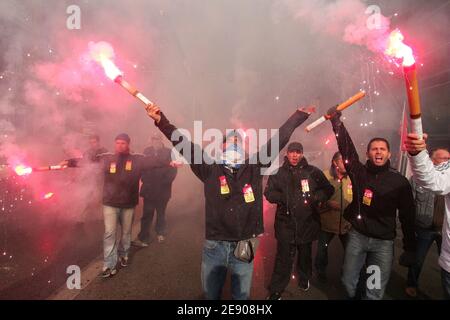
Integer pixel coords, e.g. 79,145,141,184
0,0,449,207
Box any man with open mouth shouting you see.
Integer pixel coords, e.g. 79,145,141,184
326,107,416,300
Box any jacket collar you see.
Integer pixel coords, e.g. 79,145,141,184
365,159,390,174
283,156,308,169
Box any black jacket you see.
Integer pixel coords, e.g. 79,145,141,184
332,121,416,252
99,152,166,208
140,146,177,202
156,110,310,241
264,157,334,244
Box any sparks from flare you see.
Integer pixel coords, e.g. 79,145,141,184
43,193,54,200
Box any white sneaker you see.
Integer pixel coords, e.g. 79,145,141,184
299,280,310,292
157,235,165,243
120,257,129,267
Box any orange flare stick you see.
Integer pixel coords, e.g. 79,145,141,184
305,91,366,132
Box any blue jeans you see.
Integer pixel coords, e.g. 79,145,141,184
442,268,450,300
201,240,254,300
407,227,442,288
342,229,394,300
103,205,135,269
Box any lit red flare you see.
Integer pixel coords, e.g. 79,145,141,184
88,41,156,110
100,58,123,81
385,29,415,67
385,30,422,139
14,165,33,176
13,164,67,176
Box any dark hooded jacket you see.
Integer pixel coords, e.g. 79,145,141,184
264,157,334,243
140,146,177,202
68,152,167,208
331,120,416,252
155,110,311,241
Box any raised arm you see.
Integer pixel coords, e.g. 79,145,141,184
406,133,450,195
328,109,363,173
146,105,212,182
252,106,314,168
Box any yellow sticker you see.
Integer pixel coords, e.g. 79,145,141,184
125,160,132,171
109,162,116,174
219,176,230,195
347,183,353,195
363,189,373,206
243,184,255,203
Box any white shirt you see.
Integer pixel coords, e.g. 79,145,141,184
408,151,450,273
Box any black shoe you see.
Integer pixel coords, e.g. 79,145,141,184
298,279,310,292
266,292,282,300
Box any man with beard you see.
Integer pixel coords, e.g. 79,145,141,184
327,108,416,300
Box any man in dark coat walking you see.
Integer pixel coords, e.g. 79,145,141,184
327,108,416,300
133,133,178,245
265,142,334,299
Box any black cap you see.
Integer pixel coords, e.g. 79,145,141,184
287,142,303,153
115,133,130,143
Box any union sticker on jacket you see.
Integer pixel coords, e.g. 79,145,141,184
243,184,255,203
109,162,117,174
301,179,310,193
219,175,230,195
125,160,132,171
363,188,373,206
347,182,353,195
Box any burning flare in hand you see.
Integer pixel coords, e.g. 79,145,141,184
88,41,122,80
14,165,33,176
88,41,156,110
385,30,422,139
385,29,415,67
